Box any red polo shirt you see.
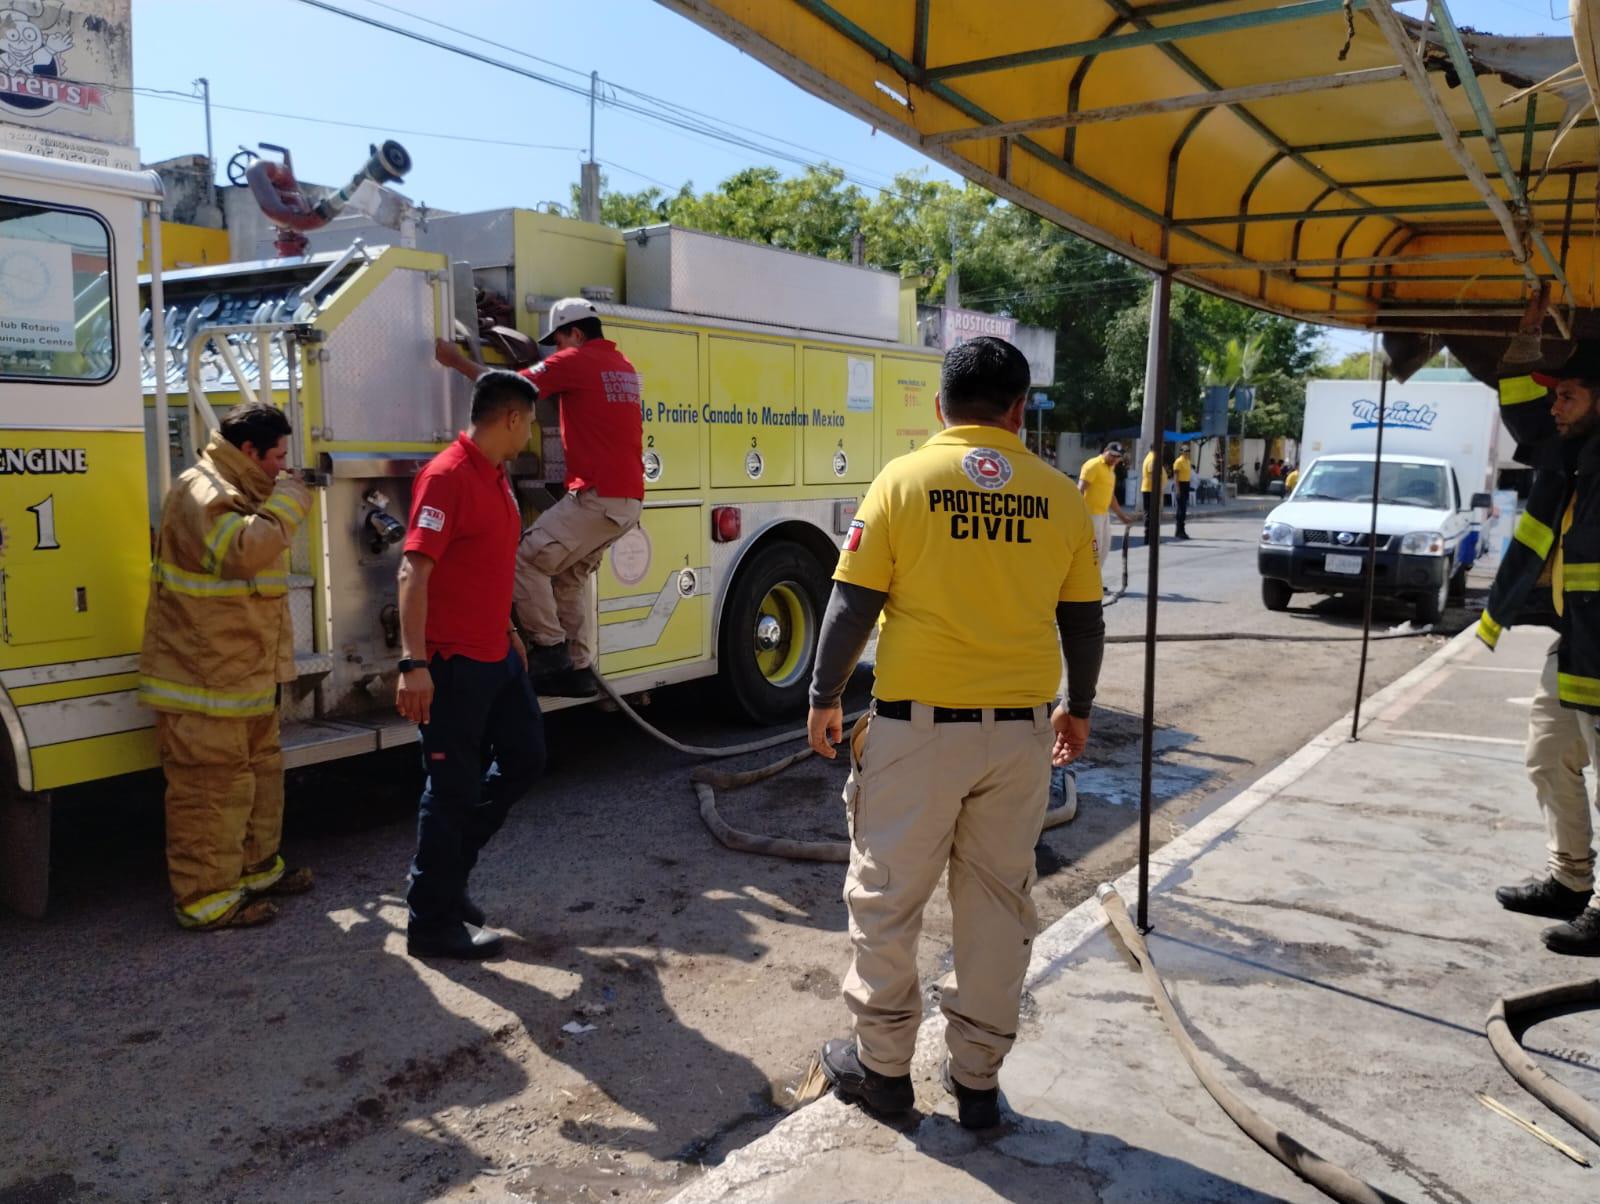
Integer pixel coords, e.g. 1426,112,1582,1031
404,433,521,662
521,338,645,500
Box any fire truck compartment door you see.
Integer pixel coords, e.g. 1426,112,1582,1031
802,348,872,485
0,433,147,650
709,337,795,488
879,355,939,469
596,504,707,674
613,325,700,490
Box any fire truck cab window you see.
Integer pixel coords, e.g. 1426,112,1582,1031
0,197,115,383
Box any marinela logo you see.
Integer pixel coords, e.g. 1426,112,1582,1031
0,3,107,116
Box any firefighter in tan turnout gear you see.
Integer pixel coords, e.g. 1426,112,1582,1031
138,403,315,930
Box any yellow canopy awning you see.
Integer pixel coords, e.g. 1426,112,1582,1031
661,0,1599,342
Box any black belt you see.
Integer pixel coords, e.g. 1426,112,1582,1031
873,700,1041,723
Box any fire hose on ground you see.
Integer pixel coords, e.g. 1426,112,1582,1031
1486,979,1600,1149
590,514,1443,865
1098,884,1411,1204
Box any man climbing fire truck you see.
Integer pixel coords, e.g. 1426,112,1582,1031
435,296,644,699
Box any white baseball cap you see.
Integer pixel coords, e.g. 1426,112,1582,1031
539,296,600,345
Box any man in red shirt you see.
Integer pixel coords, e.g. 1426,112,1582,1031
436,297,643,698
396,370,547,960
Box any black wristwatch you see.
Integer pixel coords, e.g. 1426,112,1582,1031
397,658,429,674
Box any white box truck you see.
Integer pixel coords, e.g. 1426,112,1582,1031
1258,380,1501,624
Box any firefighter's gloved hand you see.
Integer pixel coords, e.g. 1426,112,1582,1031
268,476,313,528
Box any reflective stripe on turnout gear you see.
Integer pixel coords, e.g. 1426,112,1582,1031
1476,610,1502,650
137,674,278,717
1558,672,1600,708
174,886,245,928
1499,375,1545,406
1563,562,1600,593
155,561,287,598
262,490,308,526
202,511,245,572
239,853,286,893
1516,510,1556,560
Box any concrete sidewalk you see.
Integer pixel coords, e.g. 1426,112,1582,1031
672,625,1599,1202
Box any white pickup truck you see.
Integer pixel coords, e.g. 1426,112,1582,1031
1259,380,1501,624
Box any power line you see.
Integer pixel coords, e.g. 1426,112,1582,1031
289,0,909,199
290,0,597,102
345,0,900,186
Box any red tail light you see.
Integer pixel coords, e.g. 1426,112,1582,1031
712,506,742,542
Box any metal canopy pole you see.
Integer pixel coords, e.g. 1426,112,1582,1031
1138,271,1172,932
1351,366,1389,741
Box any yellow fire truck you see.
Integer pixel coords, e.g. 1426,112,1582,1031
0,4,952,916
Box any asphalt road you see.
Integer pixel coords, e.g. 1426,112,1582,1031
0,504,1476,1204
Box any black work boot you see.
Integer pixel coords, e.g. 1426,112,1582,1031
1543,907,1600,956
535,666,600,699
818,1038,914,1115
407,922,504,961
1496,876,1594,920
527,642,573,676
942,1059,1001,1131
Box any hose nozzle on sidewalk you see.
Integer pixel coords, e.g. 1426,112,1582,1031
1097,884,1410,1204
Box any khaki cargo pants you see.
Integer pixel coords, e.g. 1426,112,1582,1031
157,710,285,922
1526,644,1600,899
841,703,1053,1090
1090,510,1112,593
514,489,642,670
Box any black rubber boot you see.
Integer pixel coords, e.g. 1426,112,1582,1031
1542,907,1600,956
1496,876,1593,920
942,1059,1001,1131
818,1038,914,1115
527,642,573,676
407,922,504,961
535,666,600,699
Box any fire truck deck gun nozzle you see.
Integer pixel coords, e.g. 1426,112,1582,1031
247,140,413,259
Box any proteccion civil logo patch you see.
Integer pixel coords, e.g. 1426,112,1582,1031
961,448,1012,490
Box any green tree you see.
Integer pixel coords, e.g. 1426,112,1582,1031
582,166,1328,439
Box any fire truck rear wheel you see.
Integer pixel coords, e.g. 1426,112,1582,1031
720,542,828,724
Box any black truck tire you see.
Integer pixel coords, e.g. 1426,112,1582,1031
719,542,830,724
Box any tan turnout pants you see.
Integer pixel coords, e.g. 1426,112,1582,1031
841,703,1053,1090
157,710,285,913
514,490,642,670
1526,645,1600,902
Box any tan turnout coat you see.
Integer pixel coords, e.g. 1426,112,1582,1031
138,433,310,718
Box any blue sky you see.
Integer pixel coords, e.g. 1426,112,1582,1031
128,1,1572,358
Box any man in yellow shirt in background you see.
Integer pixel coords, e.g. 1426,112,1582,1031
1141,447,1168,540
1078,441,1134,593
806,336,1105,1129
1173,444,1194,541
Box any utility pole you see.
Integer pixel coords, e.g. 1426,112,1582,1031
193,77,215,208
579,69,601,224
945,214,960,310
